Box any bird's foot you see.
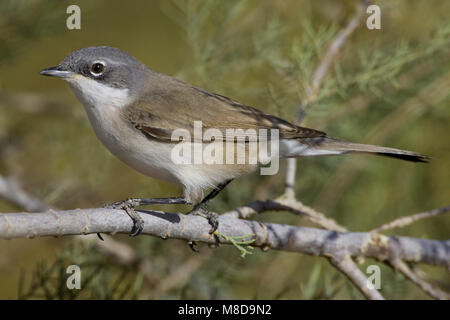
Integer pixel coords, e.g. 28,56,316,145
187,203,219,234
104,197,188,237
104,198,144,237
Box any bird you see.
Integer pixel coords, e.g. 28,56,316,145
40,46,429,236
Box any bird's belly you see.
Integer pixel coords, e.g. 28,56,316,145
111,136,181,184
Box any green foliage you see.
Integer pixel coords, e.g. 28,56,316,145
214,231,255,258
19,242,143,299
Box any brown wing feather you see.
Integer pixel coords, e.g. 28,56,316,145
122,72,326,142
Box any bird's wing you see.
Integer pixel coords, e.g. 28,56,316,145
122,73,326,143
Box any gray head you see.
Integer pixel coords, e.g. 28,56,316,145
40,46,151,91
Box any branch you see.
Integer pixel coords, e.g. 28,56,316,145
299,0,369,111
0,176,49,212
329,254,384,300
284,159,296,199
389,259,450,300
223,197,346,232
1,208,448,269
368,205,450,300
372,206,450,232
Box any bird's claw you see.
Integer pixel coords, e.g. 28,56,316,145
189,204,219,234
104,198,144,237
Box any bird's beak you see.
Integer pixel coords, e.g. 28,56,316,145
39,66,74,78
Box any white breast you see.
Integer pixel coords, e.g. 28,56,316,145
66,76,180,183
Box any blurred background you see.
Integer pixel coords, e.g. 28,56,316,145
0,0,449,299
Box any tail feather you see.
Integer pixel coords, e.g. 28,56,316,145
283,137,430,163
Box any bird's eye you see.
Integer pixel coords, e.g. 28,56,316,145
90,62,105,76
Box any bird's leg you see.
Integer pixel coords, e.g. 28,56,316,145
104,197,188,237
187,179,233,234
106,197,188,207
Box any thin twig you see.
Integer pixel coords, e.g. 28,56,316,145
372,206,450,233
284,160,296,199
285,1,369,194
223,197,346,232
0,176,49,212
329,254,384,300
300,0,369,113
390,259,450,300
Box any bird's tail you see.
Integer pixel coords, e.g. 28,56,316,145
281,137,430,163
